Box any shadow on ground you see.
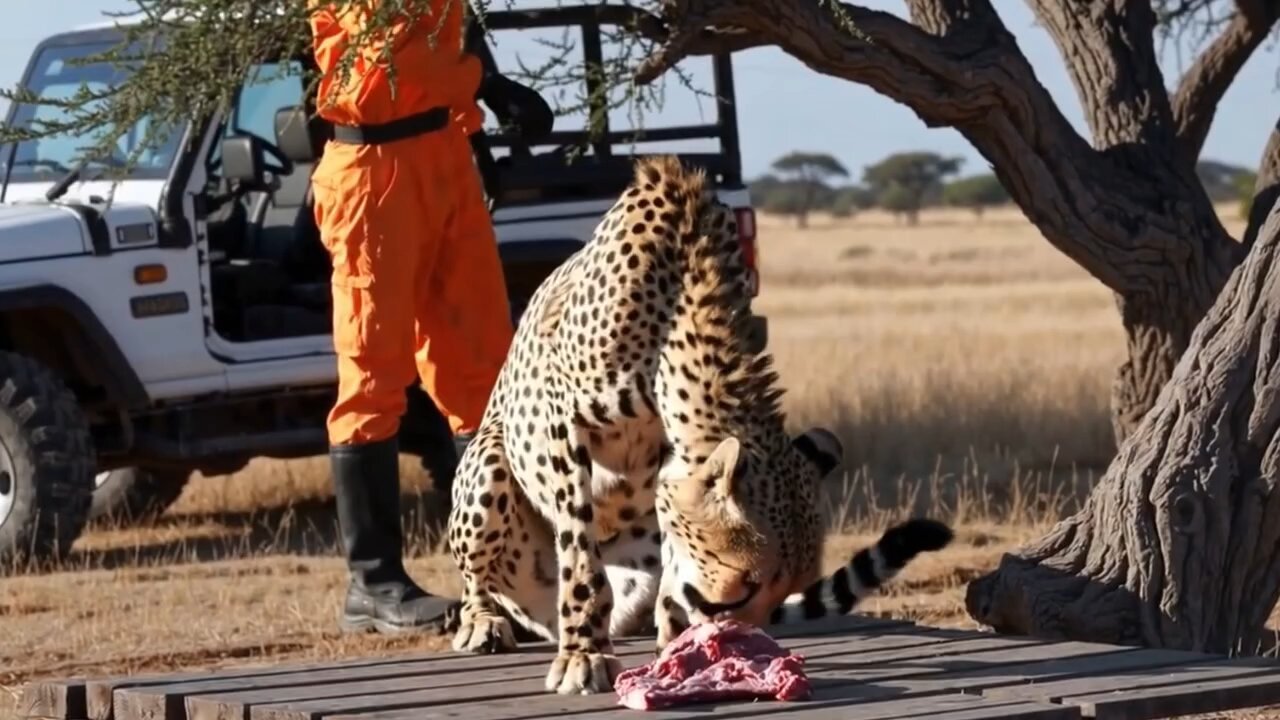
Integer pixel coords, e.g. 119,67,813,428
12,487,452,577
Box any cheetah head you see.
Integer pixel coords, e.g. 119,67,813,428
657,427,844,627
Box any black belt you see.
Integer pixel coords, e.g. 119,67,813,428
331,106,450,145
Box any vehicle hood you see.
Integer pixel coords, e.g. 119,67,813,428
0,202,94,259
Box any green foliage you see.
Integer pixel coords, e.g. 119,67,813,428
942,173,1010,217
830,185,874,218
1235,170,1258,220
1197,159,1254,204
764,151,847,227
877,182,920,224
0,0,710,184
862,151,964,222
772,151,849,180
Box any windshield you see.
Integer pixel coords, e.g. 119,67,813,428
3,39,185,184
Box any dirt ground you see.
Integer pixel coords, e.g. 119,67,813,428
3,204,1278,718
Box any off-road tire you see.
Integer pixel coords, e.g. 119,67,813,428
0,351,95,568
89,466,193,525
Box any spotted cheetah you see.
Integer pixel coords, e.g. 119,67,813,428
446,155,953,695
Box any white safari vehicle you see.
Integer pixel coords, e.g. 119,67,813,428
0,5,764,567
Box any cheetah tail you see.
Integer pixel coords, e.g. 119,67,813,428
768,518,955,625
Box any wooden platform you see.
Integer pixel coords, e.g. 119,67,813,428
20,616,1280,720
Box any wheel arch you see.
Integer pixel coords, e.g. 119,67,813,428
0,285,149,412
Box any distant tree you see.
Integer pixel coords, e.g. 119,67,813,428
830,185,876,218
1197,159,1253,203
877,183,919,225
863,152,964,225
1236,170,1259,220
770,151,850,227
942,174,1010,219
748,174,784,196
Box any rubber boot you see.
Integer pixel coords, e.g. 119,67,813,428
420,431,474,520
332,436,454,634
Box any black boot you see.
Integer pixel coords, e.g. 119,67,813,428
332,436,454,634
418,431,474,526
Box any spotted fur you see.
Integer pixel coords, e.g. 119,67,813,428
445,155,953,695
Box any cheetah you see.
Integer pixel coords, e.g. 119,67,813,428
446,155,953,696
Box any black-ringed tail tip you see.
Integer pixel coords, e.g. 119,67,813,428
770,517,956,624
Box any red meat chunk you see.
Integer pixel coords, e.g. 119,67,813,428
614,620,811,710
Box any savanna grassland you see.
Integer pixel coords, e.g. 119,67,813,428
3,204,1271,717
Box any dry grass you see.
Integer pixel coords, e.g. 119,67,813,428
3,202,1274,717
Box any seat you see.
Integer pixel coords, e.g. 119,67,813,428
243,106,330,286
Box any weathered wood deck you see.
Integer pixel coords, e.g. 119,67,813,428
20,616,1280,720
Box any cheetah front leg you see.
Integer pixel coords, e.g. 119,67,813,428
545,432,622,695
449,429,519,655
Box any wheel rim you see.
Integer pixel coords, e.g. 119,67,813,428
0,435,16,528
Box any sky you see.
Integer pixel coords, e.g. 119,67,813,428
2,1,1277,182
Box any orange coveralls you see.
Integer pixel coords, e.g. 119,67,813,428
309,1,514,446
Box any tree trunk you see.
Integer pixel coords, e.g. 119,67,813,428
966,197,1280,655
1108,294,1199,446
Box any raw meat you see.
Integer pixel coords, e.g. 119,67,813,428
614,620,811,710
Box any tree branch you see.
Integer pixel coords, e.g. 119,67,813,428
1171,2,1280,160
636,0,1237,305
1029,0,1183,154
633,22,770,83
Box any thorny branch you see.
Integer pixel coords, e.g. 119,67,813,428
0,0,722,183
1168,1,1280,159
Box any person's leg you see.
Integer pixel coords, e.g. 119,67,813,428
313,143,453,634
411,131,515,466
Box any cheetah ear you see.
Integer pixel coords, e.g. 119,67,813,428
704,435,744,497
792,428,843,478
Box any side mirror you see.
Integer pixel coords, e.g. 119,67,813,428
221,135,266,185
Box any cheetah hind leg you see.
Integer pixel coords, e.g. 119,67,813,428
448,431,519,655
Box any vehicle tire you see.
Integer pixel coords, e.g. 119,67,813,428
0,351,95,568
89,466,193,525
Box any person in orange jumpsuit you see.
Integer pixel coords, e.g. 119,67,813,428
308,0,515,635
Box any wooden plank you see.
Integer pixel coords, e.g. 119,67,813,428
318,682,1060,720
44,615,910,720
755,699,1081,720
122,625,927,720
237,637,1080,720
87,631,678,720
85,647,526,720
549,644,1131,720
744,696,1082,720
983,656,1278,704
409,683,1080,720
250,675,584,720
181,631,962,720
1062,664,1280,720
19,678,88,720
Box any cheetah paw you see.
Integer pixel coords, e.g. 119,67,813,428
451,613,517,654
545,651,622,694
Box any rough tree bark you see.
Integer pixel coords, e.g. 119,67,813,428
635,0,1278,445
964,196,1280,654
